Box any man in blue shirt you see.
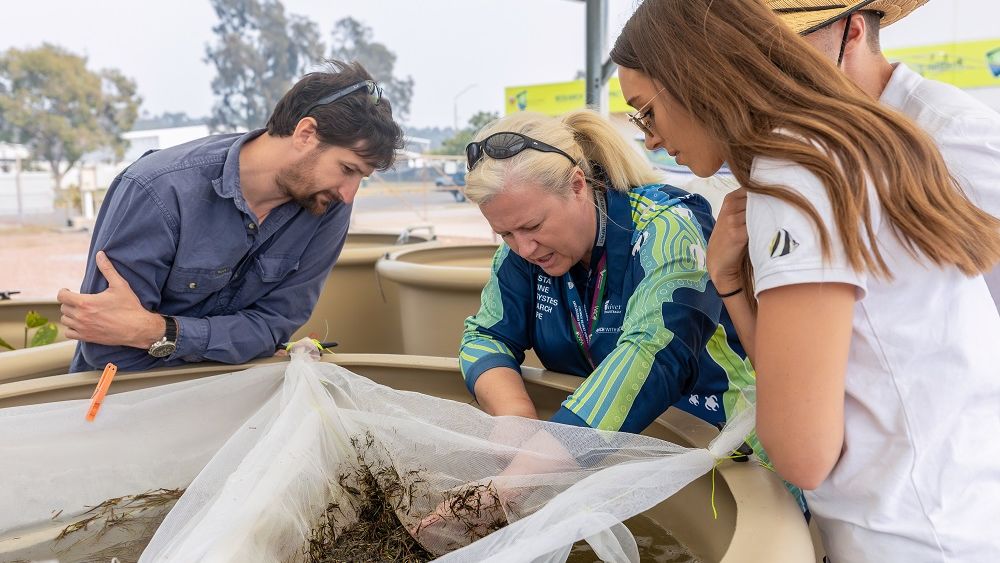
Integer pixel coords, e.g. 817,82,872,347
58,61,403,372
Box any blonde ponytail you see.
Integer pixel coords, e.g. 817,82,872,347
561,109,661,191
464,109,660,204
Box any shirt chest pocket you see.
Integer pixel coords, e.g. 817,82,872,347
255,255,300,283
165,266,232,294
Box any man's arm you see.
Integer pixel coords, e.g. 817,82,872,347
61,174,350,371
59,251,168,349
169,211,348,365
60,172,180,371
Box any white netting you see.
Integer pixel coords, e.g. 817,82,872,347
0,352,754,563
0,364,284,561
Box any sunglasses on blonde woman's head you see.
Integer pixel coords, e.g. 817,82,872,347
466,132,577,171
627,87,666,135
300,80,382,119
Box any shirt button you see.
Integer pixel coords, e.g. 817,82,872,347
248,223,256,230
188,282,198,289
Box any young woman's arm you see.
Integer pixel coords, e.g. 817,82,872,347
709,187,855,489
755,283,853,489
707,188,758,360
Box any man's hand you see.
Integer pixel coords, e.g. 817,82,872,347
57,251,165,349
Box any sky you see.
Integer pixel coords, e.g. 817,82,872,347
0,0,997,129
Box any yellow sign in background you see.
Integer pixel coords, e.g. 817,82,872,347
884,39,1000,88
505,39,1000,116
505,78,631,116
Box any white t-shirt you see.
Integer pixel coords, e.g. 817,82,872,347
881,63,1000,311
748,157,1000,563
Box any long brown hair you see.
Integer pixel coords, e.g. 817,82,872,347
611,0,1000,300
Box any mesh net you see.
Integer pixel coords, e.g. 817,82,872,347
0,352,754,562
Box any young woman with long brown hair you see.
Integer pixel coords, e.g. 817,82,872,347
612,1,1000,560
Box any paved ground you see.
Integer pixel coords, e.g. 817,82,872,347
0,183,495,301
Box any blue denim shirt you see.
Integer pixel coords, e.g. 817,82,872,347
70,130,351,372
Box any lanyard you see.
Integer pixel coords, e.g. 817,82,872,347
567,190,609,368
567,253,608,368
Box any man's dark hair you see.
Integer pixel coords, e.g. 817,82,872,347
858,10,882,51
266,60,404,171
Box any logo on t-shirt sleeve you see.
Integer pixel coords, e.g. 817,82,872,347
768,229,800,259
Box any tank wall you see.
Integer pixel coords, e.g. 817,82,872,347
395,285,541,366
293,265,404,354
291,234,435,353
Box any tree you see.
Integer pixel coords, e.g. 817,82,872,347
433,111,499,155
0,43,141,191
329,17,414,122
205,0,325,131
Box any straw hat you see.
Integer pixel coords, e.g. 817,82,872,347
766,0,929,35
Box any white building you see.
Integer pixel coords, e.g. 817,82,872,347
120,124,212,164
60,123,213,225
0,143,54,219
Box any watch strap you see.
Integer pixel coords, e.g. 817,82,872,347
162,315,177,343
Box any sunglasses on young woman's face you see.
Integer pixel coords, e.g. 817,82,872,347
466,132,577,171
299,80,382,119
627,87,666,136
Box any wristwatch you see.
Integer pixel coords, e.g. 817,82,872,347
148,315,178,358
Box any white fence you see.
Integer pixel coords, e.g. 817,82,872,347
0,172,56,216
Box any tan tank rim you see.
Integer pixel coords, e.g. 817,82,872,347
375,244,497,290
336,232,437,265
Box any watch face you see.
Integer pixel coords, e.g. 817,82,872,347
149,342,177,358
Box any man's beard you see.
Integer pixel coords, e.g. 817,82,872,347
275,148,341,216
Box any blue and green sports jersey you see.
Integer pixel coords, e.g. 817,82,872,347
460,184,756,433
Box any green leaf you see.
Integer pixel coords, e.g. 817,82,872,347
0,336,14,351
25,310,48,329
30,323,58,347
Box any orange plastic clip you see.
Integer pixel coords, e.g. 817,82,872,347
86,362,118,422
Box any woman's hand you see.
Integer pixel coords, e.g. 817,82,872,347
707,187,748,293
409,427,578,543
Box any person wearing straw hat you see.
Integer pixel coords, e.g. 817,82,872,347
768,0,1000,311
612,0,1000,560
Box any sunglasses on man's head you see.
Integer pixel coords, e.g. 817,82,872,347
300,79,382,119
466,132,577,171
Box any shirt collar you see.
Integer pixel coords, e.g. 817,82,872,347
595,188,634,288
212,128,268,216
878,63,919,110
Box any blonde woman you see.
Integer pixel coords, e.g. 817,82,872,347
459,110,755,434
613,0,1000,560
